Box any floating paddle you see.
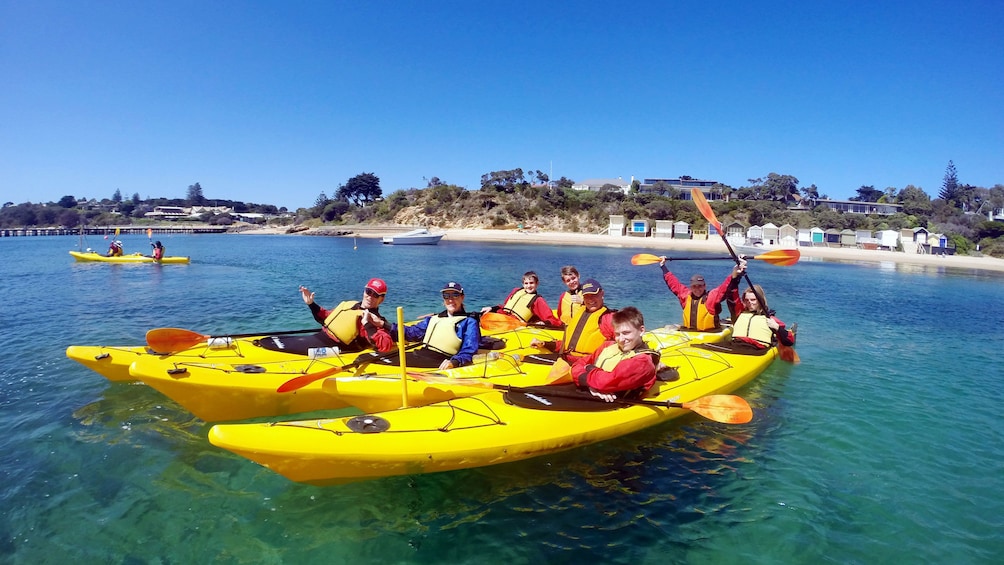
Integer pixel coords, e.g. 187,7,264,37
408,373,752,424
631,249,800,267
145,327,318,353
479,311,526,333
691,188,800,364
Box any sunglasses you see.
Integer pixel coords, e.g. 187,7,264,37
364,288,385,298
442,292,462,299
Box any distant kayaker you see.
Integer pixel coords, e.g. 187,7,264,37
258,278,395,355
556,265,584,325
658,256,746,330
570,306,660,402
529,278,616,364
149,240,165,261
732,285,796,349
388,281,481,370
480,271,563,328
106,240,124,257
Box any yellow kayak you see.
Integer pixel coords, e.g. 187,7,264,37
209,342,776,485
65,332,356,383
69,250,190,263
325,325,732,413
124,325,563,422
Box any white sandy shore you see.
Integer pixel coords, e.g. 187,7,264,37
239,225,1004,274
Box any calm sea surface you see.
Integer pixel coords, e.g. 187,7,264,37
1,234,1002,564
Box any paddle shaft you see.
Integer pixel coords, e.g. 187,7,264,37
502,384,689,409
692,188,797,362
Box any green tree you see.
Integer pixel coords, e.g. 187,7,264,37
186,182,206,205
762,173,800,201
336,173,382,206
58,195,77,208
112,189,122,203
939,160,959,204
851,185,884,202
898,185,932,217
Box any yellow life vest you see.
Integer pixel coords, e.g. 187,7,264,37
322,300,364,344
559,290,584,325
733,311,774,346
593,342,657,371
682,293,720,330
502,289,538,322
564,306,608,356
423,314,465,355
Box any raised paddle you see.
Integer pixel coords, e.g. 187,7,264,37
691,188,800,364
145,327,318,353
408,373,753,424
631,249,800,267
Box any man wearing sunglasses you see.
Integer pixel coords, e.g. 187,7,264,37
390,281,481,370
258,278,394,355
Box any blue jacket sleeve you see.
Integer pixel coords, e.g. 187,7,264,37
452,317,481,366
402,318,430,342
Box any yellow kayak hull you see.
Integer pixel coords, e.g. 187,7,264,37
69,250,190,263
66,335,356,383
327,325,733,413
124,325,564,422
209,342,774,485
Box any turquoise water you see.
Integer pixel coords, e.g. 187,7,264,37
2,234,1002,564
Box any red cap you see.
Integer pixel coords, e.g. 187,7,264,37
365,278,387,296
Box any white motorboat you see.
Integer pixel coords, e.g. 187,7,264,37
381,228,445,245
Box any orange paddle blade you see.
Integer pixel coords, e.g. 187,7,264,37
146,328,210,353
690,188,722,232
146,228,153,238
779,344,800,364
276,366,344,393
480,311,525,333
756,249,801,267
545,358,573,384
681,394,753,424
630,253,662,266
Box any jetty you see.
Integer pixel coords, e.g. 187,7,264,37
1,226,230,237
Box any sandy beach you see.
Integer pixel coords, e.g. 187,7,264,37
241,225,1004,274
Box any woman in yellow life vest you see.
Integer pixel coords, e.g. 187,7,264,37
257,278,394,355
733,285,796,349
480,271,563,328
390,281,481,370
530,278,616,364
657,257,746,330
570,306,659,402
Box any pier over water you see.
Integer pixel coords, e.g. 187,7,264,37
1,226,230,237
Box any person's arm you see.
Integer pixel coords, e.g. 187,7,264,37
575,351,657,395
450,317,481,366
660,265,690,305
531,296,563,327
403,317,430,342
770,316,796,346
599,310,616,340
707,262,745,307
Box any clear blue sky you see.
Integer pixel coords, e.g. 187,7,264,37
3,1,1002,210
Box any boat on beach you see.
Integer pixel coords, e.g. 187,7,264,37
381,228,445,245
